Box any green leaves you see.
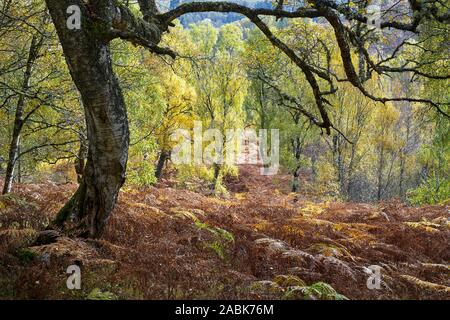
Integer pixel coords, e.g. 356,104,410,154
282,282,349,300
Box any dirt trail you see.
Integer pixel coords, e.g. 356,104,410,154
0,165,449,299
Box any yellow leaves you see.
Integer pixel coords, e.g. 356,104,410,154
208,197,233,206
307,243,353,260
161,73,197,108
281,225,305,238
273,275,306,288
170,207,206,223
373,103,400,125
298,201,327,216
217,24,244,53
154,71,197,149
333,222,378,243
171,208,200,222
347,0,357,9
405,218,444,233
400,275,450,294
234,193,247,201
253,219,272,232
305,218,335,227
432,216,450,229
370,103,402,152
189,20,219,55
420,263,450,273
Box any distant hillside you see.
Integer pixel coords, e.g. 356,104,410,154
160,0,275,27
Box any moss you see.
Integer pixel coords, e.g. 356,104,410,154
54,183,86,227
88,20,111,40
16,248,37,264
87,288,117,300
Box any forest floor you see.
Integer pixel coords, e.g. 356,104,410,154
0,164,449,300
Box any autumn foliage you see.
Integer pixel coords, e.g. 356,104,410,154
0,164,448,300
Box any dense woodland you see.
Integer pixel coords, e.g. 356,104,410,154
0,0,449,300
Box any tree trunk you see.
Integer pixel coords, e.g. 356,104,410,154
291,136,302,193
2,35,40,194
332,134,346,199
75,133,88,184
155,150,169,180
311,147,317,183
376,147,385,201
292,165,301,193
399,112,411,199
399,152,405,197
346,144,357,199
213,163,221,190
47,0,130,238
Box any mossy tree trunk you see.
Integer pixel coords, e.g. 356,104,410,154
47,0,130,238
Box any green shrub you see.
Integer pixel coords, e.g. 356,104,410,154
407,177,450,205
282,282,348,300
127,160,157,187
195,221,234,260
